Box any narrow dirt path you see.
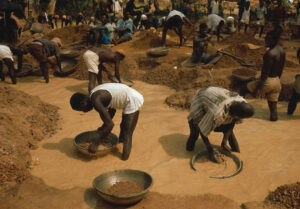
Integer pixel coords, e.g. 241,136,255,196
12,75,300,205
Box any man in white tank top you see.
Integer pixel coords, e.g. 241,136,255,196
70,83,144,160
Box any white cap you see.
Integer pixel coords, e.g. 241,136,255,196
141,14,147,21
227,16,234,23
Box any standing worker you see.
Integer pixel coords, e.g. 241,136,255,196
241,31,285,121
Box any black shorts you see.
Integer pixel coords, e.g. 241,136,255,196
165,15,183,30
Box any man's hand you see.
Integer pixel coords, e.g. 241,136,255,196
88,143,98,154
221,143,231,153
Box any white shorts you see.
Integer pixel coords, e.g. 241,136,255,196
83,50,99,74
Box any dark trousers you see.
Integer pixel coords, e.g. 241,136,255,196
288,89,300,114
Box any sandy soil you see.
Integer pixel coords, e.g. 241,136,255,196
1,24,299,208
0,75,295,208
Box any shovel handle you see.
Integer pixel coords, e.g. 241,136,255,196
218,50,245,63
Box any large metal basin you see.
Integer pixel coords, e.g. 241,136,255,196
60,48,81,59
73,131,119,157
93,169,153,205
54,59,78,77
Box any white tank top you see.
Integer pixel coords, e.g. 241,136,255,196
90,83,144,114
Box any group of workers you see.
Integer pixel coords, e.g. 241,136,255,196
0,0,299,163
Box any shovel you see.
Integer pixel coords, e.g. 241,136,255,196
218,50,256,67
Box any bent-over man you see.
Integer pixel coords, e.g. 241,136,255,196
27,38,62,83
70,83,144,160
83,47,125,92
207,14,225,41
186,87,254,163
242,30,285,121
162,10,193,46
0,44,26,84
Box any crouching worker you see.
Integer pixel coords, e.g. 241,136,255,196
191,23,222,65
27,38,62,83
0,44,26,84
70,83,144,160
83,47,125,92
186,87,254,163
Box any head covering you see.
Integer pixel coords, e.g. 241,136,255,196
116,49,125,57
226,16,234,23
51,37,62,47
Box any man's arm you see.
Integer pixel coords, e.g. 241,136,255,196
54,46,62,72
254,51,272,94
183,17,193,26
89,92,114,153
278,51,285,78
88,72,97,93
220,124,234,153
114,59,121,83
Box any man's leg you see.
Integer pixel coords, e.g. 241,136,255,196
0,61,5,81
116,33,132,44
4,58,16,84
228,132,240,152
186,120,200,151
119,111,139,161
259,26,265,37
268,101,278,121
97,64,103,85
244,24,248,33
253,25,258,36
162,25,168,46
288,89,300,115
40,62,49,83
199,131,220,163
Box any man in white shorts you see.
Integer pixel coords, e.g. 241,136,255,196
0,44,26,84
70,83,144,161
83,47,125,92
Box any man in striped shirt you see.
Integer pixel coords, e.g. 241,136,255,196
186,87,254,163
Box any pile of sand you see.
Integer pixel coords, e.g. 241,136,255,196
43,25,88,46
131,29,177,49
0,84,60,189
266,182,300,208
222,33,264,45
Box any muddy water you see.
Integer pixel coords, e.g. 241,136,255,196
12,76,300,204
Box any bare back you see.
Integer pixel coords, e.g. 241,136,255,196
261,44,285,79
90,47,117,63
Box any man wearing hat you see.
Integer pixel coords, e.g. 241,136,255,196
83,47,125,92
27,37,62,83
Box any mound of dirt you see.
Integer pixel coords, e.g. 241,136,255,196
222,33,264,45
266,182,300,209
0,84,60,189
131,29,177,49
216,43,298,69
43,25,88,45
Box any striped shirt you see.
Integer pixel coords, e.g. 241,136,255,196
188,87,246,136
